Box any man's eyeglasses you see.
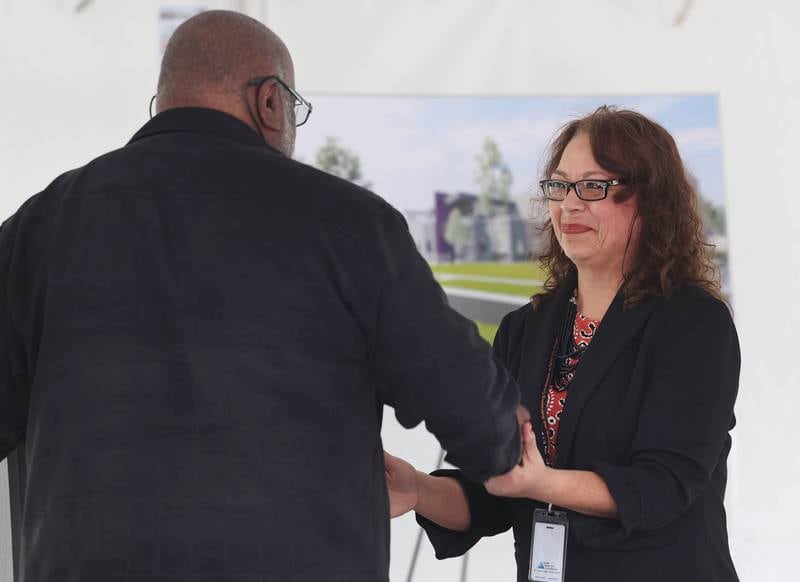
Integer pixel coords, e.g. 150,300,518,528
148,77,312,126
246,75,312,127
539,178,625,202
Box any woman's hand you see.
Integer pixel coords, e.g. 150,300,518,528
384,451,419,518
484,422,550,499
485,422,619,518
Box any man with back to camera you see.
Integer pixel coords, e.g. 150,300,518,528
0,10,527,581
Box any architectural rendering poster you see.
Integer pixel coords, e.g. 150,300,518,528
295,95,728,343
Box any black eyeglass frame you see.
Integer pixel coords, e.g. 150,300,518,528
147,76,312,125
539,178,626,202
245,75,312,127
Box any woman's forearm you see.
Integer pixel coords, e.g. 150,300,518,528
483,424,618,520
414,472,471,532
535,468,618,519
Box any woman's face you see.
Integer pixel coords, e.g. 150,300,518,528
548,132,638,275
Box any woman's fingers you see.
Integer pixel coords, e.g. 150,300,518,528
520,422,535,462
524,422,535,444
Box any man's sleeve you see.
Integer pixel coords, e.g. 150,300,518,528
413,312,519,557
0,219,28,461
326,205,521,482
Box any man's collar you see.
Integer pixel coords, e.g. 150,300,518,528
128,106,283,155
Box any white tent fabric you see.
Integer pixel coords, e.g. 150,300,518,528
1,1,799,580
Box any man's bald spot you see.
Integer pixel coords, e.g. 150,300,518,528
157,10,292,106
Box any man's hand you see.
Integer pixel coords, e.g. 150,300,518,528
484,421,549,499
384,451,419,518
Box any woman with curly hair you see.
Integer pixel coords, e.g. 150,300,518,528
385,106,740,581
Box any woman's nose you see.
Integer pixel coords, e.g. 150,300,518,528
561,188,585,211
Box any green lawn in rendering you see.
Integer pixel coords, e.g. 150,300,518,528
429,262,546,343
430,261,546,280
475,320,500,344
431,261,545,297
438,280,537,297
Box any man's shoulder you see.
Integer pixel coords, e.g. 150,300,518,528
11,143,133,221
282,158,392,215
274,157,402,235
3,165,86,228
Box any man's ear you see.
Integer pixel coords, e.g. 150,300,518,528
255,80,283,132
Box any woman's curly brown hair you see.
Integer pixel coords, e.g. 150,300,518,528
532,105,723,310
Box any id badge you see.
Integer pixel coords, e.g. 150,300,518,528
528,508,569,582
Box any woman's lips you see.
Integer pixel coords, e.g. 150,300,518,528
561,223,593,234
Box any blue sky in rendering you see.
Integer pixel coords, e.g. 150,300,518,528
295,94,725,214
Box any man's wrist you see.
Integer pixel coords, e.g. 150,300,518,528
414,470,430,515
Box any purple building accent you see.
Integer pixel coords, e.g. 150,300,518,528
434,192,454,260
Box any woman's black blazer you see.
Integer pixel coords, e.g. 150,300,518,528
418,281,740,582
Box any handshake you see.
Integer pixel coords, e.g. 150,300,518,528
384,404,551,522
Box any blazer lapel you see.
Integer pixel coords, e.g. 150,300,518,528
553,292,659,468
516,283,574,450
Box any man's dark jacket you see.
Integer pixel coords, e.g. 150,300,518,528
0,108,521,581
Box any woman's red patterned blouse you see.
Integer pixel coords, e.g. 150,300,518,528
541,310,601,465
